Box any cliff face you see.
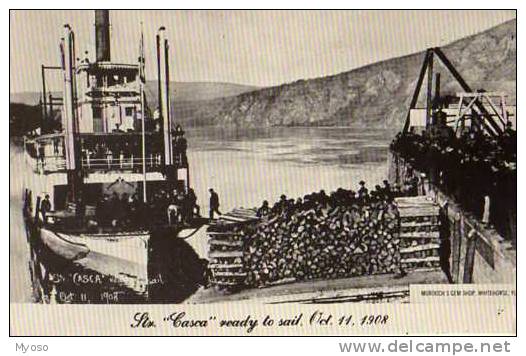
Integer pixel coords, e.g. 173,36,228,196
174,19,515,130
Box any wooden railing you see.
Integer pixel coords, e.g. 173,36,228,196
35,155,163,173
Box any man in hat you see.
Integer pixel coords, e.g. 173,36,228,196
257,200,270,217
209,188,222,220
187,188,200,218
358,181,368,200
40,194,52,224
382,180,392,200
173,125,187,166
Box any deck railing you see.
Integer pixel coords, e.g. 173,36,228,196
35,155,164,173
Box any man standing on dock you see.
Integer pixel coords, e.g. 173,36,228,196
209,188,222,220
40,194,52,224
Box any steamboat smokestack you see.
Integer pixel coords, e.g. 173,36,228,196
95,10,111,62
61,24,82,203
157,26,173,168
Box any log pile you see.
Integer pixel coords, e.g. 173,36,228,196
206,192,443,291
241,201,401,288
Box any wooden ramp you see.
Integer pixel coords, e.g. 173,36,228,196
395,196,442,271
207,208,259,288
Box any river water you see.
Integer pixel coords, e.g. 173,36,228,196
9,127,392,304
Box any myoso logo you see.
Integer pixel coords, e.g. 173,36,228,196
15,343,49,353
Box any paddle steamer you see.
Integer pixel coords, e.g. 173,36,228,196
22,10,204,297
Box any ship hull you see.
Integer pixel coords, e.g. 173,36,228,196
24,212,150,295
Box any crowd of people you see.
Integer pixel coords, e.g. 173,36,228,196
390,117,517,241
94,187,200,229
80,135,165,170
256,179,409,221
36,124,188,172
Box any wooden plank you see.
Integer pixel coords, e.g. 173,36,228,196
210,280,242,286
396,202,437,209
208,239,243,247
209,263,244,269
206,231,243,239
239,207,258,212
401,256,440,264
451,214,462,283
463,229,477,283
225,213,258,221
231,209,258,218
396,199,437,206
400,243,440,254
395,196,435,205
400,231,440,239
400,221,438,228
207,231,238,236
398,210,437,217
208,251,244,258
213,271,247,277
220,215,251,223
398,208,440,217
474,231,496,269
227,210,256,217
398,212,439,219
207,235,241,242
229,209,257,216
209,220,241,228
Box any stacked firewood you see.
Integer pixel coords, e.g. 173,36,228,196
207,192,442,291
241,201,401,288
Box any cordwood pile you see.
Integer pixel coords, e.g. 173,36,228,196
206,186,439,290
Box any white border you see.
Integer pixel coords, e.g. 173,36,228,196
3,2,522,354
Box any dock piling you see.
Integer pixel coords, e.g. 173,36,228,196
451,213,462,283
462,229,477,283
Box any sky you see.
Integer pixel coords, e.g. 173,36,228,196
10,10,516,93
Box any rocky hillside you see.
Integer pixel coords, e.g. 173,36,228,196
173,19,515,130
10,19,515,132
143,81,258,103
10,81,258,106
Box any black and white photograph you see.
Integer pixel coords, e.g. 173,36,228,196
9,9,516,336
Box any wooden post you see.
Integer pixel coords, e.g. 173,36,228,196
435,73,441,99
186,166,191,194
27,190,33,215
419,174,427,196
426,51,434,128
402,49,433,134
23,189,28,211
451,213,462,283
41,65,47,132
463,229,477,283
396,156,402,186
34,196,42,223
482,195,490,225
49,93,53,126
